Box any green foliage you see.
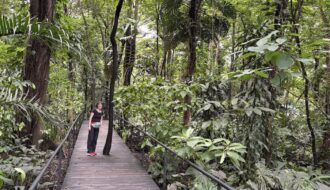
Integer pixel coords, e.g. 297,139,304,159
172,128,246,169
0,14,85,62
0,138,50,189
244,162,330,190
115,79,184,139
0,70,42,141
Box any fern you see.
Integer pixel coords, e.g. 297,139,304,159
245,162,330,190
0,14,87,64
0,70,54,124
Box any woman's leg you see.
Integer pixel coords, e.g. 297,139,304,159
91,128,100,152
87,128,94,153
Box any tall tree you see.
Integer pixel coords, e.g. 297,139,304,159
123,0,139,86
79,1,96,110
263,0,288,166
22,0,55,145
182,0,202,127
103,0,125,155
88,0,113,118
64,3,76,124
155,3,161,76
319,4,330,160
291,0,317,166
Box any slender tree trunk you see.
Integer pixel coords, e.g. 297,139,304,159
319,5,330,160
160,49,167,78
123,0,133,85
297,36,317,166
155,4,161,76
324,50,330,160
182,0,202,127
225,20,236,140
274,0,288,31
228,20,236,105
83,65,89,118
215,41,222,73
80,6,96,110
123,0,138,86
263,0,288,166
103,0,124,155
103,49,110,120
207,41,213,72
122,0,139,133
65,5,75,124
92,11,111,119
291,0,317,166
67,53,75,124
123,25,133,85
22,0,55,145
166,49,172,80
312,57,320,102
96,18,111,119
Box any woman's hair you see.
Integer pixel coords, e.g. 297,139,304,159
96,102,102,108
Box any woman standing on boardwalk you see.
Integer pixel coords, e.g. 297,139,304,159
87,102,103,156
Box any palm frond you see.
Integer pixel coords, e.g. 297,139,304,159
0,14,89,66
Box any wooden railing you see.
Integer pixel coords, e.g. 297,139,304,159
29,106,88,190
115,112,235,190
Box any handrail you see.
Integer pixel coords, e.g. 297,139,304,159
29,107,87,190
115,112,235,190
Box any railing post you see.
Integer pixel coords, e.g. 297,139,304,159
162,149,167,190
143,125,147,160
68,130,72,153
74,119,79,137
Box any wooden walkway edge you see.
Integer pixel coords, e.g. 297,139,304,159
61,120,159,190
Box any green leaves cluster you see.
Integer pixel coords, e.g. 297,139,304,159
172,128,246,169
0,138,50,189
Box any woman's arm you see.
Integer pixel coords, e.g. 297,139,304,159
88,112,94,131
100,116,103,127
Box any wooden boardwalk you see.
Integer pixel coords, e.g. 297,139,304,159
61,120,159,190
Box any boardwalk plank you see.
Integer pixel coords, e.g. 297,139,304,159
61,121,159,190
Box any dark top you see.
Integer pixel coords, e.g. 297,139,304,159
91,109,103,123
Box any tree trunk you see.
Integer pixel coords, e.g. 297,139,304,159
123,0,133,86
313,57,320,102
319,5,330,161
67,53,75,124
80,5,96,110
155,4,161,76
166,49,173,80
228,20,236,105
274,0,288,31
83,65,89,118
90,4,111,118
291,0,317,166
123,0,138,86
207,41,213,72
263,0,288,166
215,41,222,73
123,24,133,85
182,0,202,127
65,5,75,124
160,49,167,78
103,0,124,155
22,0,55,145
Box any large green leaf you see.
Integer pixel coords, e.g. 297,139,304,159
275,53,294,70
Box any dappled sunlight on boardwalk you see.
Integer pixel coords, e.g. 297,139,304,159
61,121,159,190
